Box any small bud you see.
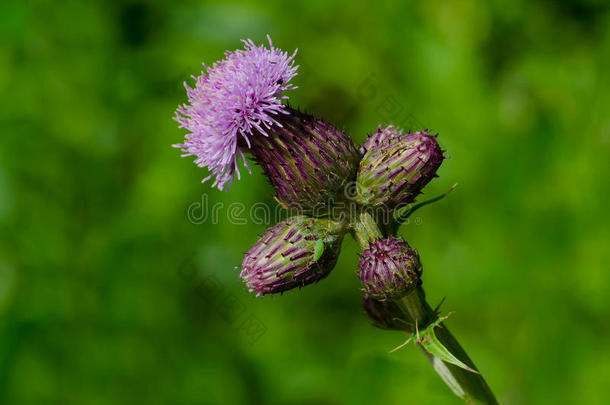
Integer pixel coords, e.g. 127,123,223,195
359,237,422,301
361,124,405,151
356,126,444,209
240,216,344,296
363,294,410,331
245,108,360,215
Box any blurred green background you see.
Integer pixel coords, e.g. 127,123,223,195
1,0,609,404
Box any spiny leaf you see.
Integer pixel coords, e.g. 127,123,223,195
418,315,479,374
419,327,479,374
389,313,479,374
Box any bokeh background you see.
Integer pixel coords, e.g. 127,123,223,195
1,0,609,404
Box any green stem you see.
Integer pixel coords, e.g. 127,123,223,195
351,212,498,405
398,289,498,405
350,211,384,248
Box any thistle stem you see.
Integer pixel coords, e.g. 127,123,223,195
398,289,498,405
351,211,383,248
351,213,498,405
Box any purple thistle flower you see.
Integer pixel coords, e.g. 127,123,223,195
174,35,298,190
359,237,422,300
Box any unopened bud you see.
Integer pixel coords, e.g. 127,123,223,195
359,237,422,301
245,108,360,215
240,216,344,296
363,294,410,331
356,126,444,208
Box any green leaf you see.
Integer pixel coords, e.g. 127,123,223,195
418,316,479,374
394,183,458,232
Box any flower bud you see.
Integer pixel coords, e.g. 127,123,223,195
356,126,444,209
361,124,404,150
240,216,344,296
359,237,422,301
363,294,410,331
245,108,360,215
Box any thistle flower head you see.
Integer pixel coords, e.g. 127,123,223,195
356,127,445,208
240,216,344,296
174,36,298,190
363,294,411,331
359,237,422,301
249,107,360,214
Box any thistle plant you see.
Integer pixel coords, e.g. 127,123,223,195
174,36,498,404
